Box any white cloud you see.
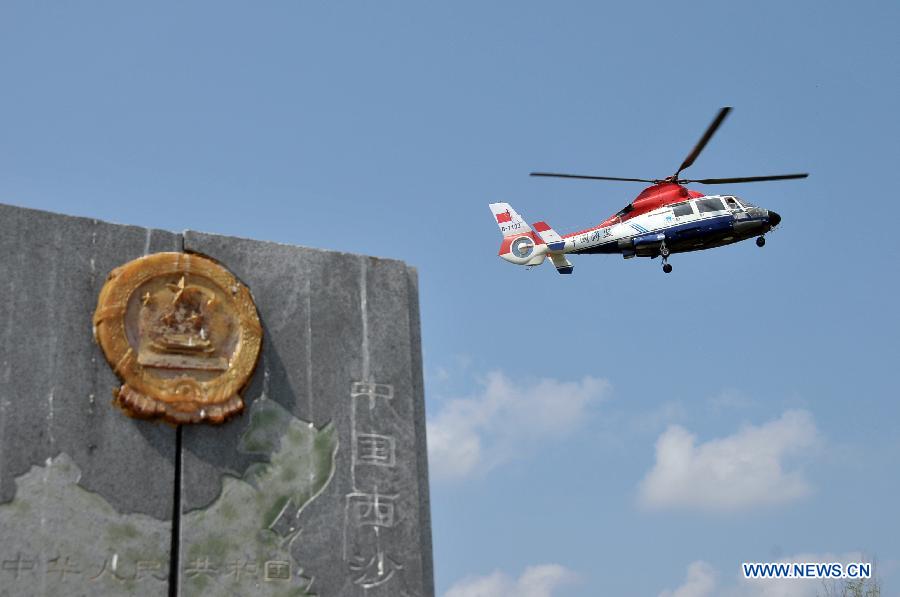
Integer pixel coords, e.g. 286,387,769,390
638,410,818,511
427,371,610,480
432,366,451,383
445,564,578,597
659,561,717,597
632,400,688,435
707,388,755,412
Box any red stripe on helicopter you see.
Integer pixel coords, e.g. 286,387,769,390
563,183,705,238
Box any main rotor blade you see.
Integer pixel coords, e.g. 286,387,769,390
530,172,657,183
674,106,732,178
683,173,809,184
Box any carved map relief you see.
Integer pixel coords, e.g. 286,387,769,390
0,397,339,597
0,455,170,597
180,397,338,596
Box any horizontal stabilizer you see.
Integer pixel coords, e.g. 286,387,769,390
532,221,566,252
549,253,574,275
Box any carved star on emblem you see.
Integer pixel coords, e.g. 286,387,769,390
167,276,186,303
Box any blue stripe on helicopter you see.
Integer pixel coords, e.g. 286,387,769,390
572,214,741,255
630,223,649,234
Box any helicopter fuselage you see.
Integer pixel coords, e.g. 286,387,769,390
564,192,779,259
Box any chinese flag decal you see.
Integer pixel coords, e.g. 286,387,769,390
496,210,512,224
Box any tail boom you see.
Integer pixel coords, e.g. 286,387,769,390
489,202,564,268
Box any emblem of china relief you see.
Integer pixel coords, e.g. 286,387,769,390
93,252,262,424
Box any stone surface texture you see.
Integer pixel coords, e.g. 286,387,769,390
0,204,433,597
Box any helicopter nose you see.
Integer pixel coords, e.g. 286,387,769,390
768,210,782,228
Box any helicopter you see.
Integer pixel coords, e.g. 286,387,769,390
489,107,807,274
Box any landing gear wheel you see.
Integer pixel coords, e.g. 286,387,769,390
756,236,766,247
663,263,673,274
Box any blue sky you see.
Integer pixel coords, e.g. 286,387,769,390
2,1,898,595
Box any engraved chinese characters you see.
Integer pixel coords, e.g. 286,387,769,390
345,382,416,593
93,252,262,424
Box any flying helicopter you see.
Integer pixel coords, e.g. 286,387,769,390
489,107,807,274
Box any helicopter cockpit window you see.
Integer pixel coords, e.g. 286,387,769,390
673,202,694,217
724,197,740,210
735,197,755,208
615,203,635,219
696,198,725,213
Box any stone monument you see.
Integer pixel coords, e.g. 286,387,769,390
0,203,434,597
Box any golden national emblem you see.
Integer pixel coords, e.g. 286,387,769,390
93,252,262,424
